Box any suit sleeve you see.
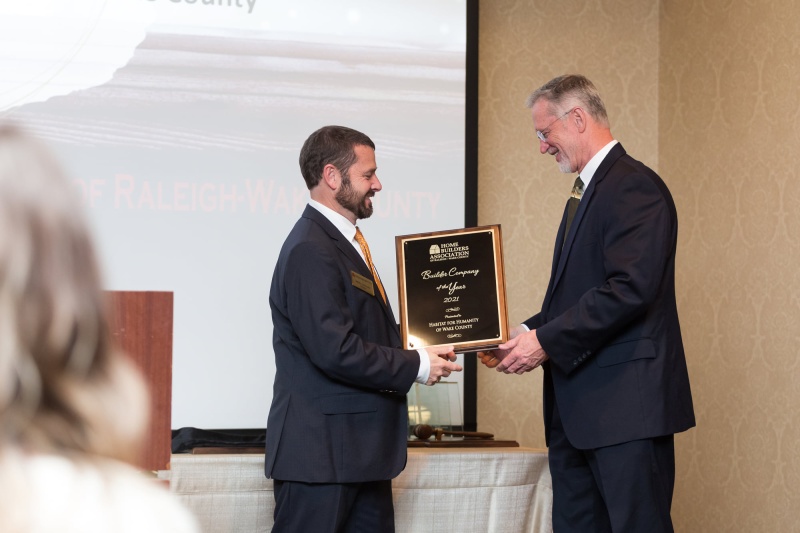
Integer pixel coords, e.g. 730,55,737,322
281,238,420,390
536,171,675,375
523,313,544,330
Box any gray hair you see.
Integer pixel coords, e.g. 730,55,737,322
525,74,610,128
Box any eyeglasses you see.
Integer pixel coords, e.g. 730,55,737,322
536,107,575,143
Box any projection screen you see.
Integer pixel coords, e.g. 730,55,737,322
1,0,474,430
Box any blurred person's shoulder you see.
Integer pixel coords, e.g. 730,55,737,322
1,451,200,533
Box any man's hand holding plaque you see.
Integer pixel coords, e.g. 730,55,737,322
423,344,462,385
478,324,549,374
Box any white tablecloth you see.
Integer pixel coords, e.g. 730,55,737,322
160,447,552,533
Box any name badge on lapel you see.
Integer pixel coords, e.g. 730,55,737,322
351,271,375,296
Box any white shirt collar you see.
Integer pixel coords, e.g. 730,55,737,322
309,199,357,241
578,140,618,189
308,199,365,260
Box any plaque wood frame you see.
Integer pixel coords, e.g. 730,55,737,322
395,225,508,352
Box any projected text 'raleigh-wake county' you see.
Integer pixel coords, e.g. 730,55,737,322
73,175,444,218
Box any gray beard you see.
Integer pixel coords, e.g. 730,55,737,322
557,154,573,173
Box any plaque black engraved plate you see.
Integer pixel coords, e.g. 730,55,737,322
395,225,508,352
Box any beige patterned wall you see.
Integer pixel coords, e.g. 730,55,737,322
660,0,800,530
477,0,800,531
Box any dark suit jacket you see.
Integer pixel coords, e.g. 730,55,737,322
524,143,695,450
265,205,420,483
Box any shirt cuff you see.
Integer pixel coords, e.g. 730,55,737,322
415,349,430,384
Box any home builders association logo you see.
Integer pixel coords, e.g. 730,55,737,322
429,242,469,262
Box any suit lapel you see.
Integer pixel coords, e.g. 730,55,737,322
549,144,627,297
303,205,368,275
540,202,569,313
302,206,400,332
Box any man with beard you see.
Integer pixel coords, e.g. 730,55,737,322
265,125,462,533
480,75,694,532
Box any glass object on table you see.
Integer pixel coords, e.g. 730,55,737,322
407,382,463,439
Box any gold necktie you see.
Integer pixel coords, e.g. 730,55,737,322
354,227,387,303
564,175,584,243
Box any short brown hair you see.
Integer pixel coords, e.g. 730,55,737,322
299,126,375,189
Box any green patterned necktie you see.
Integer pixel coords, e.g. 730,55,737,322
563,176,584,244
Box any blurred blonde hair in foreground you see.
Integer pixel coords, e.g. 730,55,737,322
0,123,147,460
0,124,197,532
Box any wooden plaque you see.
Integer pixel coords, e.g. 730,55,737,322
395,225,508,352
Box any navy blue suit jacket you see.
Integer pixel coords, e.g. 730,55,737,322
524,143,695,450
265,205,420,483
